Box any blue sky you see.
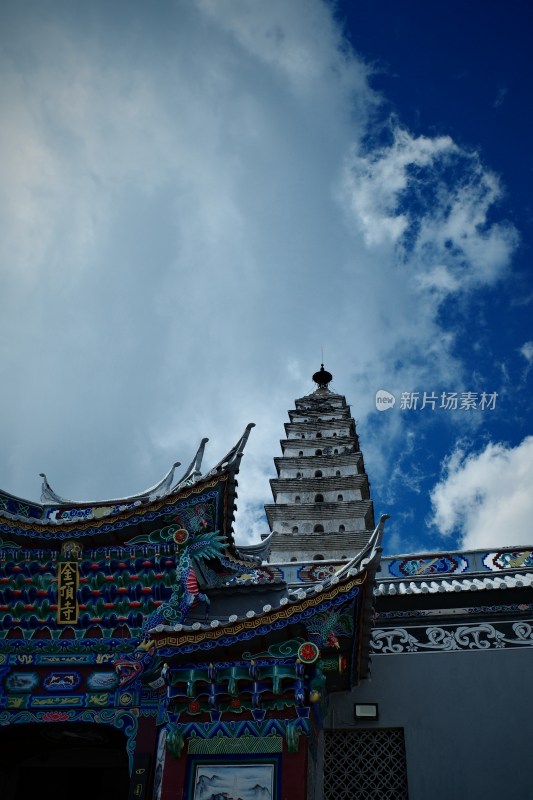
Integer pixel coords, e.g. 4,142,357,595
0,0,531,555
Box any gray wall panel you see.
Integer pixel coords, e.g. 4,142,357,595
326,649,532,800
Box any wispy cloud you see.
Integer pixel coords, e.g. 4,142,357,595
493,82,508,109
518,340,533,382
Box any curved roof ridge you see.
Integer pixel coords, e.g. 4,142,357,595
38,460,182,507
32,426,255,510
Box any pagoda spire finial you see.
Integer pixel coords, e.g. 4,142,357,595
312,364,332,390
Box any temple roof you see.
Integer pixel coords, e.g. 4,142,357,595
375,544,533,596
151,515,388,684
0,424,255,551
375,572,533,596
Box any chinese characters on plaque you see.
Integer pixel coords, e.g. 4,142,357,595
57,561,79,624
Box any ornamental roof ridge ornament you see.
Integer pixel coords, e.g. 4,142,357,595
321,514,390,588
203,423,256,478
234,531,274,563
171,437,209,491
39,460,182,507
39,473,69,505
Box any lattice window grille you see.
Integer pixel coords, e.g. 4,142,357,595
324,728,409,800
187,735,283,755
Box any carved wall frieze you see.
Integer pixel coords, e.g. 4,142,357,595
371,620,533,654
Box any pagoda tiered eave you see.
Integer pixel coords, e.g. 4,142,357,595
274,452,364,473
270,475,369,495
269,531,373,555
279,436,359,451
288,405,351,421
265,500,374,526
294,391,347,405
284,420,355,437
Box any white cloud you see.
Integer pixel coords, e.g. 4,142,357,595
429,437,533,549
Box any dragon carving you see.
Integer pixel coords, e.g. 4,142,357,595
114,513,225,687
